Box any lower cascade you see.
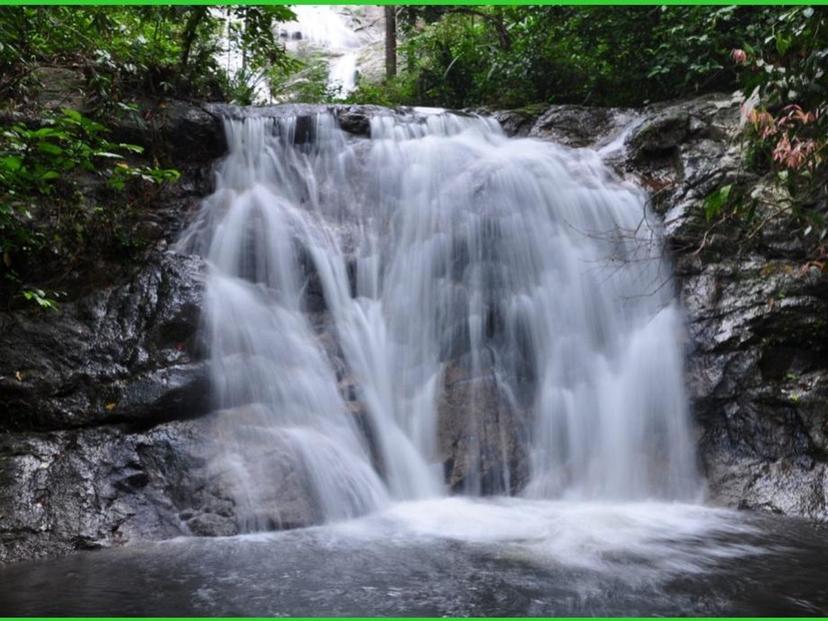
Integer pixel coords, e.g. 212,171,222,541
179,108,701,530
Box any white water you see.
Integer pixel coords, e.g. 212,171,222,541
279,6,366,95
179,108,701,531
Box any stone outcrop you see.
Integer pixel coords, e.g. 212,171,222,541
0,420,229,563
0,252,208,432
623,95,828,521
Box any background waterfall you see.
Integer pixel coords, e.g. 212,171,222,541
180,108,700,529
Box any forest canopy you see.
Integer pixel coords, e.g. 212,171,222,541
1,6,824,111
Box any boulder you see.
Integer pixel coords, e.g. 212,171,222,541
0,419,232,564
110,99,227,164
529,104,632,148
0,405,325,564
0,252,208,431
628,109,690,157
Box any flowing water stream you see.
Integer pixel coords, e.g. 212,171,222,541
279,6,375,96
2,108,827,615
181,108,700,521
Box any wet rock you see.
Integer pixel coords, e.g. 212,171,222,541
111,100,226,164
203,406,321,532
629,93,828,521
437,365,529,495
628,110,689,157
484,105,546,137
529,105,630,148
0,252,208,431
184,512,237,537
683,257,828,522
0,419,237,564
337,105,378,136
0,404,320,563
208,102,387,139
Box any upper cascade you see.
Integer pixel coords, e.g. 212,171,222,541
179,106,701,530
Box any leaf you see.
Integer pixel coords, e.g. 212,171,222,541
62,109,83,123
93,151,125,159
776,35,792,56
0,156,23,172
37,142,63,156
32,127,61,138
117,143,144,154
703,184,732,221
104,402,117,412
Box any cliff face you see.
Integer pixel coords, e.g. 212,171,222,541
1,95,826,564
644,100,828,521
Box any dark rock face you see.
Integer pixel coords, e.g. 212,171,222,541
0,252,209,431
487,103,637,149
627,109,690,158
110,100,227,164
681,253,828,519
529,105,630,148
336,105,384,136
618,94,828,521
0,250,227,563
0,419,238,564
483,106,546,137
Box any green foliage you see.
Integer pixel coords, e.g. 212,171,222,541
20,286,59,310
721,7,828,257
269,56,342,104
366,6,771,107
0,6,296,107
703,184,733,222
0,108,179,308
364,7,822,111
345,76,414,108
736,7,826,111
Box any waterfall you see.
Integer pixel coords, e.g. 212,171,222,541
179,107,700,530
279,6,367,96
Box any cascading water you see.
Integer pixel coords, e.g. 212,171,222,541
279,6,365,96
179,107,701,531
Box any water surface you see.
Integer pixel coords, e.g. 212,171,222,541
2,498,826,616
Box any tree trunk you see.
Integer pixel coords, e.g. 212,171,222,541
384,5,397,79
179,7,207,71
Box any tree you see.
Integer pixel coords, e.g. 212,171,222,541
384,5,396,79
